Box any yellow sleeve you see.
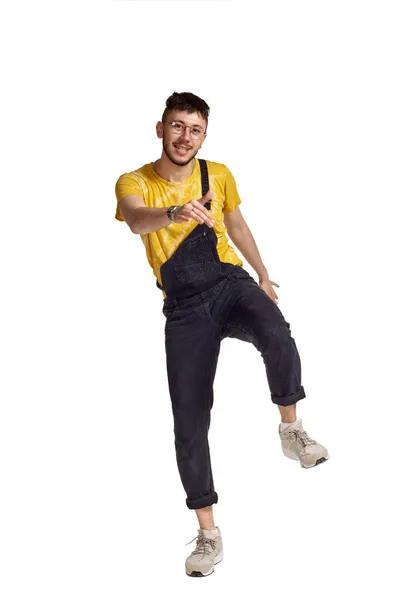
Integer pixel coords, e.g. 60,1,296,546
223,165,242,213
114,173,144,222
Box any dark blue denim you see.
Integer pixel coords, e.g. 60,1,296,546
162,264,306,510
159,158,305,510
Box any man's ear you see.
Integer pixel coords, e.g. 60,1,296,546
156,121,163,139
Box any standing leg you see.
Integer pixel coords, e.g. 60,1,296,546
195,506,216,529
164,304,222,510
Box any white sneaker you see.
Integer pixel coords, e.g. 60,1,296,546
279,419,329,468
185,526,224,577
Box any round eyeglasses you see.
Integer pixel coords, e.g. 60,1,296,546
163,120,206,140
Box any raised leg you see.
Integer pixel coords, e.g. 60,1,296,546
222,277,306,406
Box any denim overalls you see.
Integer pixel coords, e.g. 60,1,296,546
159,159,306,511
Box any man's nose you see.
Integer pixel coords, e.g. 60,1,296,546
180,126,192,142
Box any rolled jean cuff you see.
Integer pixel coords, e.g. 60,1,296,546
271,386,306,407
186,491,219,510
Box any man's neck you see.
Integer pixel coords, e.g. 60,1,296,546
153,156,195,183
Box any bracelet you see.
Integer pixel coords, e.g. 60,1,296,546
167,205,180,222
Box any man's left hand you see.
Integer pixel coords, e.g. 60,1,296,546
258,277,280,304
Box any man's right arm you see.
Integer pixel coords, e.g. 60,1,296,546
118,194,171,234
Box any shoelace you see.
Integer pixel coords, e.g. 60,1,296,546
285,429,317,454
185,532,217,558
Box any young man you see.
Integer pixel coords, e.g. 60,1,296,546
115,91,329,577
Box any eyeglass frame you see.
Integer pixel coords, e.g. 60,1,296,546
162,120,207,140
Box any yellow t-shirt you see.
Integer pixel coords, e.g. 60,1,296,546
114,158,243,297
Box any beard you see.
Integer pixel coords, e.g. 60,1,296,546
163,140,199,167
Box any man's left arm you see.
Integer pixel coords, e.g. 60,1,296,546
224,207,280,303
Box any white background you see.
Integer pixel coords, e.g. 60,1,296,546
1,0,399,597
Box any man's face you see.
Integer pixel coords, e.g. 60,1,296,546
156,110,207,167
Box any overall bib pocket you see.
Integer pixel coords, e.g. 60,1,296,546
173,229,221,284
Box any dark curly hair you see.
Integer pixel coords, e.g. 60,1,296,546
161,91,210,131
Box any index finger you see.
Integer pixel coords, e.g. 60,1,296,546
197,189,213,204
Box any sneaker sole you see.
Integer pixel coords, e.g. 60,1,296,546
283,447,330,467
302,456,330,468
185,550,224,577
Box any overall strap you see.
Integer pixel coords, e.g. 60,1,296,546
198,158,211,209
